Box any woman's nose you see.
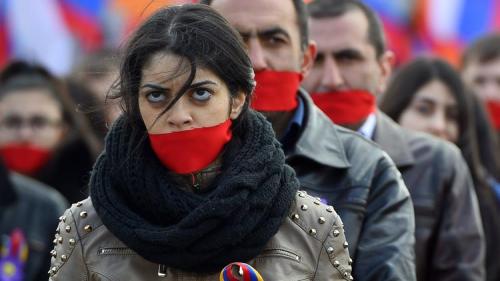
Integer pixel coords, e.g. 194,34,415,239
428,112,448,139
165,98,193,131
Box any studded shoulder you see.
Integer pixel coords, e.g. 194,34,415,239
69,198,103,239
48,197,101,278
289,191,353,280
289,191,340,240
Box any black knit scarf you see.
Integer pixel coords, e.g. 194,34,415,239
90,111,299,273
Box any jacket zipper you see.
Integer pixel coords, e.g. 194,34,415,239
158,264,167,278
97,247,136,256
258,248,301,262
99,249,167,277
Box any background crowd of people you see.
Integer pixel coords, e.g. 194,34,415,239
1,0,500,280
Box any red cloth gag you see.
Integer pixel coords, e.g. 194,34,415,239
311,90,376,125
148,119,233,174
0,143,52,175
251,70,302,111
486,100,500,130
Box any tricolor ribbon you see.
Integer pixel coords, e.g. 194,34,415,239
220,262,264,281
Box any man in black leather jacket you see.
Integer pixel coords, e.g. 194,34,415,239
203,0,416,280
0,161,67,281
302,1,485,280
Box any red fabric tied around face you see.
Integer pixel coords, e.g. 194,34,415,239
0,143,51,175
311,90,376,125
148,119,233,174
486,100,500,130
251,71,302,111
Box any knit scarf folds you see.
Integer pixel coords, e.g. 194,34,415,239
90,111,299,273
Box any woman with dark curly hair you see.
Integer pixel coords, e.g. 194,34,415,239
48,4,352,280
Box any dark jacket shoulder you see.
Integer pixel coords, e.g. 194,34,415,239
10,173,68,211
289,91,402,188
288,92,415,281
2,173,67,281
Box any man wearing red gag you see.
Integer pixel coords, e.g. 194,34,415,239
203,0,416,280
303,1,486,280
310,90,375,125
251,71,302,112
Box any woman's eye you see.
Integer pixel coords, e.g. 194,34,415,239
192,89,212,102
415,104,433,116
146,92,166,103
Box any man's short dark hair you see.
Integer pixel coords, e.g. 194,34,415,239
462,33,500,67
199,0,309,50
307,0,386,57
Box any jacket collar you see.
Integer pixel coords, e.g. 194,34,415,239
286,89,351,168
373,112,415,168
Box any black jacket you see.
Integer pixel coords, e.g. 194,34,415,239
286,91,416,281
0,168,67,281
374,113,485,281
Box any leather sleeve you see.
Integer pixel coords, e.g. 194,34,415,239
431,145,485,281
314,210,353,281
48,205,89,281
353,155,417,281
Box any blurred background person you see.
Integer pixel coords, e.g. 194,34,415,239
380,56,500,281
64,78,108,143
469,93,500,204
303,0,484,280
0,61,100,203
462,33,500,150
462,34,500,214
0,159,67,281
71,48,123,130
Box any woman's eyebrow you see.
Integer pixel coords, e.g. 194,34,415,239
415,97,436,104
141,80,216,92
188,80,217,89
141,83,169,91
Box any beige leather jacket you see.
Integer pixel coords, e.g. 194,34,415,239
48,191,353,281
